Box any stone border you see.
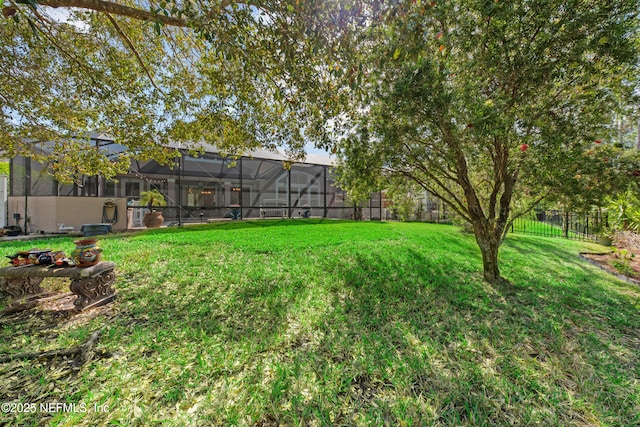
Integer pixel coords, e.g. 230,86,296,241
579,252,640,286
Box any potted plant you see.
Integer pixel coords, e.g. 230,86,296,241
228,204,241,220
597,227,615,247
139,189,167,228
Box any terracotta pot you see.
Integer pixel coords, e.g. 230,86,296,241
143,211,164,228
597,236,613,246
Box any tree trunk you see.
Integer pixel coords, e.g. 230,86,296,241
477,236,501,283
636,115,640,151
353,206,363,220
473,221,502,284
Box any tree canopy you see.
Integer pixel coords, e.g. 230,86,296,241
1,0,361,182
333,0,639,282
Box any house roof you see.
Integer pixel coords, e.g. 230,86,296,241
168,141,335,166
27,134,335,167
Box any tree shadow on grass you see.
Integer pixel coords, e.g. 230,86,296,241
503,235,591,270
117,266,303,346
0,251,315,425
500,236,640,322
320,245,640,425
3,222,639,425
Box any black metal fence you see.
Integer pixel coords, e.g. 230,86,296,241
509,210,607,241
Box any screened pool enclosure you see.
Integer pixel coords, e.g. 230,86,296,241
9,147,387,231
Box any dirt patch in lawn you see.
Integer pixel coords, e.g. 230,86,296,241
581,252,640,284
580,231,640,285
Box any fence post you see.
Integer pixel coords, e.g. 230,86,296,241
563,212,569,238
585,212,589,238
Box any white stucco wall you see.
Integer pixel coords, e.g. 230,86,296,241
7,196,128,234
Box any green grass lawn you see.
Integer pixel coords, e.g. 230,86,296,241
1,220,639,426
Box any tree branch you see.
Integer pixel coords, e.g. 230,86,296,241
0,329,105,365
105,13,164,95
501,194,546,243
35,0,189,27
444,125,485,221
391,162,470,221
411,176,472,223
28,8,107,93
488,135,506,219
33,0,275,29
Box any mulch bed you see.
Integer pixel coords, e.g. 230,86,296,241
580,251,640,286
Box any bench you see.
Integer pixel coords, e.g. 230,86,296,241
0,262,116,311
259,207,288,219
80,223,112,237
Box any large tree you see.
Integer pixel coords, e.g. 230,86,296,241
334,0,639,283
0,0,356,182
2,1,639,283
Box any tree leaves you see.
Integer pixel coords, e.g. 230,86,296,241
0,0,354,180
329,0,639,281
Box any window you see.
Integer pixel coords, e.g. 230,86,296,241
125,182,140,198
104,180,116,197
